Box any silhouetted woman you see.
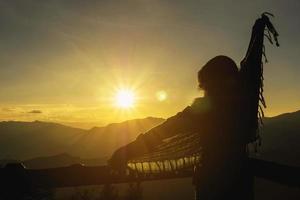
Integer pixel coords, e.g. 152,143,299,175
110,13,279,200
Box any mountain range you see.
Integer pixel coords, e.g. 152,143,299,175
0,117,164,164
1,111,300,169
0,111,300,199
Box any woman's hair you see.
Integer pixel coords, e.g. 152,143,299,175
198,55,239,95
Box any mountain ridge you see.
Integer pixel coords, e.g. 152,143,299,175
0,110,300,165
0,116,165,160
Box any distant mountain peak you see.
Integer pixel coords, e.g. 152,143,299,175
1,111,299,166
0,117,165,160
89,116,164,131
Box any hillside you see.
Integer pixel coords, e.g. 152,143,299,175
1,111,300,199
0,117,164,161
256,110,300,165
0,121,85,160
70,117,164,158
1,110,300,167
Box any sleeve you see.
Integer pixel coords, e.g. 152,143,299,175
241,14,279,76
109,106,193,167
109,105,203,168
142,106,197,141
240,14,279,143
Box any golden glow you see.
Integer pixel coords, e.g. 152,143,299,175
156,90,167,101
0,2,296,130
115,89,136,108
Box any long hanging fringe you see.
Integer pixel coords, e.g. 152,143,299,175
255,13,279,151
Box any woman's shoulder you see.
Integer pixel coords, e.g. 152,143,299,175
190,97,212,114
171,97,212,119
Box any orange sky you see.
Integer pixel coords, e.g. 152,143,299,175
0,1,299,129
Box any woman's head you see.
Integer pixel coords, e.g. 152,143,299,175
198,55,239,97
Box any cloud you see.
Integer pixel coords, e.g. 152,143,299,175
2,108,14,112
28,110,42,114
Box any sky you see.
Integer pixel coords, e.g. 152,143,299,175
0,0,299,129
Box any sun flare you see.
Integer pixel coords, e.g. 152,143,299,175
156,90,167,101
115,89,136,108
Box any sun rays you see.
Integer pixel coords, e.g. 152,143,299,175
115,89,136,109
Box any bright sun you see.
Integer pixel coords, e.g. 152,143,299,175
115,89,136,108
